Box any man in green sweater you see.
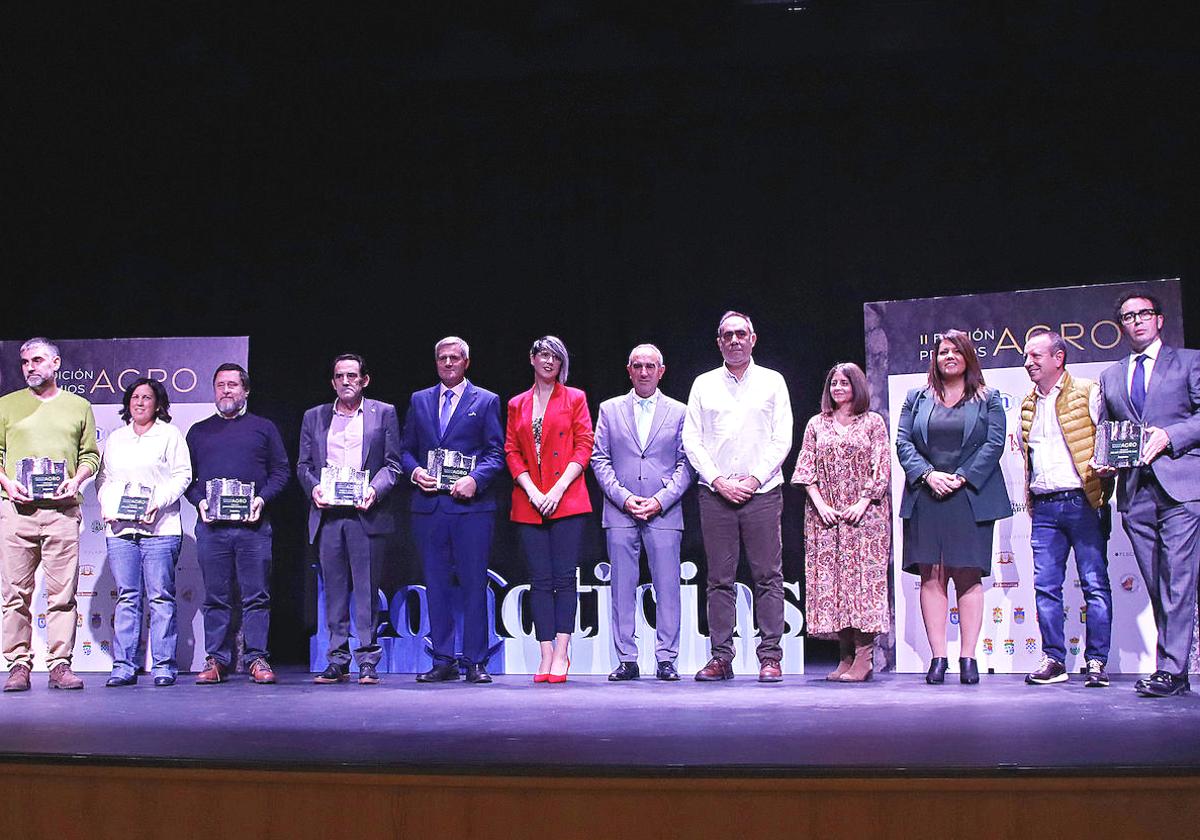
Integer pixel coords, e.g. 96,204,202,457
0,337,100,692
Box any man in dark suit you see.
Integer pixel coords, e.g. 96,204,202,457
592,343,694,681
400,336,505,684
298,353,402,686
1097,291,1200,697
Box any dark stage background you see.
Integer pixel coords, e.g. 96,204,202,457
6,2,1198,665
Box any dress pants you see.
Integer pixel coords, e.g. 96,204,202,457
317,511,385,667
1122,471,1200,675
0,501,82,670
697,487,784,664
413,510,494,666
605,524,682,663
195,520,273,667
107,534,182,679
518,515,586,642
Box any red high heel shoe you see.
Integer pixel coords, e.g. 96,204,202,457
547,657,570,684
533,672,550,684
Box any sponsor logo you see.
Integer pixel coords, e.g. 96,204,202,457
99,640,111,654
1004,639,1015,655
1120,574,1140,593
80,564,95,576
994,552,1020,589
76,615,83,627
1013,606,1026,624
110,589,118,598
949,607,960,625
90,613,102,629
181,588,194,603
81,642,92,656
1025,637,1037,653
992,606,1004,624
36,613,47,630
1080,605,1087,623
78,590,95,598
982,638,994,655
1069,636,1081,656
90,520,105,533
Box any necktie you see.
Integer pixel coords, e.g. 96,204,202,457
637,398,652,447
1130,354,1147,417
439,390,454,435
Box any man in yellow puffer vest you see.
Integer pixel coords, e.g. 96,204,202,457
1020,332,1112,688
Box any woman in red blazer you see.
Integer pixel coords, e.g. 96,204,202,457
505,335,594,683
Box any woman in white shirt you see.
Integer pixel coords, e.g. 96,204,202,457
96,378,192,687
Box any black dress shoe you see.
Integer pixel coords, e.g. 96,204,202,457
313,663,349,684
959,657,980,685
106,674,137,687
465,662,493,684
417,661,461,683
358,662,381,685
608,662,640,681
656,661,680,681
925,657,948,684
153,675,176,687
1138,670,1190,697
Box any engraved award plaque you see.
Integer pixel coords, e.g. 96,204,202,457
17,457,68,499
320,466,369,506
206,478,255,521
116,482,153,521
1094,420,1148,469
427,448,476,491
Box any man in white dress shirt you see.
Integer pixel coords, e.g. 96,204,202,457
682,312,793,682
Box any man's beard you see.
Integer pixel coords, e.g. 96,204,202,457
217,397,246,416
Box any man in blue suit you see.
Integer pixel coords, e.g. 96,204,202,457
592,344,694,681
1097,291,1200,697
401,336,505,684
298,353,402,686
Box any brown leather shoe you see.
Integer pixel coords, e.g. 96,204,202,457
695,657,734,681
48,663,85,690
248,658,276,684
758,659,783,683
4,664,31,692
195,657,227,684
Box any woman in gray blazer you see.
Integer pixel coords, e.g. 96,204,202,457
896,330,1012,685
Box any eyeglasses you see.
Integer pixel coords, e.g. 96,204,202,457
1119,308,1160,325
534,351,560,362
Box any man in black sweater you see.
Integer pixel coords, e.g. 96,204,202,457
185,363,290,685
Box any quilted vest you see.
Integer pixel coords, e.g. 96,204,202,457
1020,371,1104,509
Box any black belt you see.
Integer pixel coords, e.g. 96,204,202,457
1031,488,1085,503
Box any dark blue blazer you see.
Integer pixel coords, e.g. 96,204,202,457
895,386,1012,523
399,381,506,515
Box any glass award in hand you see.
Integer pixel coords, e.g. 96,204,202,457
1094,420,1148,469
319,466,370,506
427,448,476,492
206,478,255,521
116,482,153,521
17,457,68,499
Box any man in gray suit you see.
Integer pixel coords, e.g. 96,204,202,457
1097,291,1200,697
298,353,402,686
591,344,694,681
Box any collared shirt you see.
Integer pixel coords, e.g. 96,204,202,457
1028,375,1101,494
1125,337,1162,398
326,400,364,469
631,388,659,448
682,358,793,492
438,379,469,430
96,419,193,537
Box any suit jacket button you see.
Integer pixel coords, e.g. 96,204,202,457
641,454,646,459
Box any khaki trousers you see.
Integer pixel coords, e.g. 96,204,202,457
0,500,82,669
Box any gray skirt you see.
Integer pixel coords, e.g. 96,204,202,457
902,487,995,574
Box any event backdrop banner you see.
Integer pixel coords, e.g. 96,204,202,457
864,280,1188,675
0,337,249,672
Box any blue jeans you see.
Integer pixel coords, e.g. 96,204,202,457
106,534,182,679
1030,490,1112,664
195,521,273,666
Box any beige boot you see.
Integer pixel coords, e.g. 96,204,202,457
839,631,876,682
827,629,855,680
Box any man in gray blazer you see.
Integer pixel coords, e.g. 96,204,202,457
591,344,694,681
298,353,402,686
1097,291,1200,697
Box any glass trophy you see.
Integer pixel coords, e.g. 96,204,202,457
17,457,67,499
1094,420,1148,469
116,482,153,521
319,466,370,506
206,478,255,521
427,448,476,491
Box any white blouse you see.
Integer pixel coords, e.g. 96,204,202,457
96,419,192,537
